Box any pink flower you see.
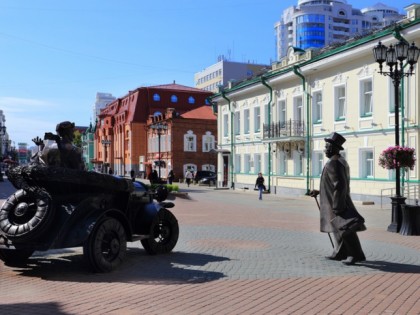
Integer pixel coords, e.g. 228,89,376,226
378,146,416,170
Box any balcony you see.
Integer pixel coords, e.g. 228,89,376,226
263,120,305,140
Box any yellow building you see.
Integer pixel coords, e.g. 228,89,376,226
211,5,420,205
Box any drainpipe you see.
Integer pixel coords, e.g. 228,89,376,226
221,91,235,189
261,76,272,193
293,65,311,195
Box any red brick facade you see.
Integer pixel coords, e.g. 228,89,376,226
94,83,213,178
146,106,217,182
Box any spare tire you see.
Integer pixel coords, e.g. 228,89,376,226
0,189,53,241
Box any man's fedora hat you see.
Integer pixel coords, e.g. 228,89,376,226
324,132,346,150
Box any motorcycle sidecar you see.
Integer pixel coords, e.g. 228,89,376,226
0,165,179,272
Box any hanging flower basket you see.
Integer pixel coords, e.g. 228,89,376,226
378,146,416,170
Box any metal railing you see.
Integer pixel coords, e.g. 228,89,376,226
380,183,420,208
263,119,305,140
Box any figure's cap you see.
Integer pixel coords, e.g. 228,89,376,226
56,121,75,135
324,132,346,150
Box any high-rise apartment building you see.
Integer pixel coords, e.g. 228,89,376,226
194,57,270,93
274,0,404,60
93,92,116,120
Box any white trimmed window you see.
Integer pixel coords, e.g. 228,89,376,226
254,153,261,174
234,111,240,135
202,132,215,152
294,151,303,176
312,151,324,177
244,109,250,134
184,131,196,152
223,114,229,137
294,96,303,121
360,79,373,117
234,154,241,173
334,85,346,121
279,151,287,175
277,99,286,127
360,149,374,178
312,92,322,124
264,104,269,125
244,154,251,173
254,107,261,132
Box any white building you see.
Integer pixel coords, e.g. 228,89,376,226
93,92,116,120
211,4,420,205
194,58,270,93
275,0,405,60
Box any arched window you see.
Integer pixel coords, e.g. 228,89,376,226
188,96,195,104
202,132,215,152
153,93,160,101
153,111,162,117
184,130,196,152
171,95,178,103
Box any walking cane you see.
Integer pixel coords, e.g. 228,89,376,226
312,194,335,249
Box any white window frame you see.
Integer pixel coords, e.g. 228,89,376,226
254,107,261,132
293,151,304,176
184,131,196,152
244,109,250,134
334,85,346,121
254,153,261,174
359,148,374,179
277,99,286,127
244,154,251,174
312,91,322,124
202,132,215,152
234,111,240,135
294,96,303,122
234,154,241,173
312,151,324,177
279,151,287,175
223,114,229,137
360,78,373,117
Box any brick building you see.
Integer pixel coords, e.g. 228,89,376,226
93,83,213,177
146,106,217,182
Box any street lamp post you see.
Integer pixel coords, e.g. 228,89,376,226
373,39,420,232
101,139,111,173
151,122,167,182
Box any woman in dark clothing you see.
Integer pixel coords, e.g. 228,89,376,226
255,172,265,200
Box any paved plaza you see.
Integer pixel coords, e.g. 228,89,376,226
0,177,419,314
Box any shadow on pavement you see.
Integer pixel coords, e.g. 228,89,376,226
360,260,420,273
10,249,230,284
0,302,70,315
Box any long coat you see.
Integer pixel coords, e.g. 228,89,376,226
319,155,366,233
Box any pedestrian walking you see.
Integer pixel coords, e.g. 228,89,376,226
310,132,366,265
130,169,135,182
168,170,174,185
255,172,265,200
185,169,193,187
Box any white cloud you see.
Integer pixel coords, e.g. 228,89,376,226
0,97,61,145
0,96,56,113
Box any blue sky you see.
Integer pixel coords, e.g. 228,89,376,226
0,0,413,146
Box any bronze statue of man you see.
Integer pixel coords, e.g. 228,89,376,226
56,121,85,171
311,132,366,265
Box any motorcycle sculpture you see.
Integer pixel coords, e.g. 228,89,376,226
0,122,179,272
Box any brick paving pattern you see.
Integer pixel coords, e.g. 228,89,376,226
0,178,419,314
